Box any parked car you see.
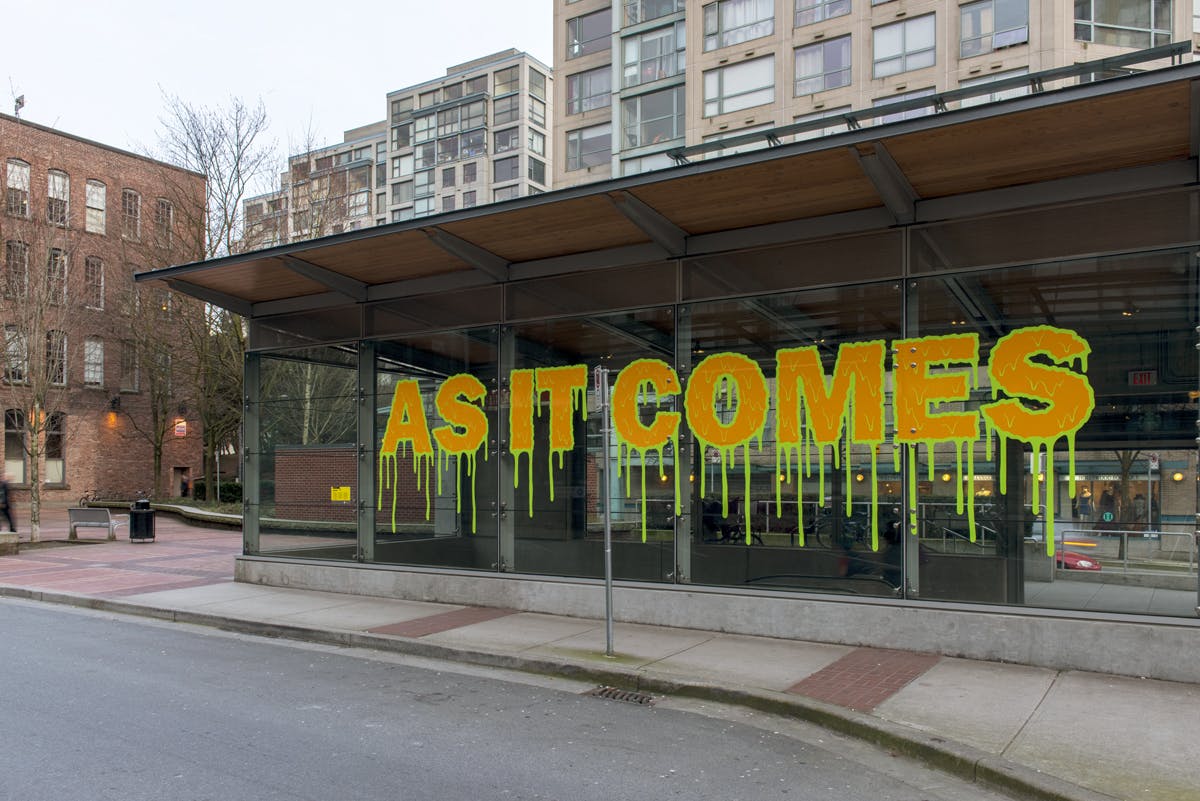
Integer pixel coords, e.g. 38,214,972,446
1057,550,1101,571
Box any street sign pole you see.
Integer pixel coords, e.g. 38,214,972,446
594,366,614,657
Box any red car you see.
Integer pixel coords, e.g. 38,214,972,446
1057,550,1101,571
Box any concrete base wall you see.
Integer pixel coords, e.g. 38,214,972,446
235,556,1200,684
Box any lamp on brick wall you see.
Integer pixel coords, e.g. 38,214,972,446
108,396,120,411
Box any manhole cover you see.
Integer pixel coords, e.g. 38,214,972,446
585,686,655,706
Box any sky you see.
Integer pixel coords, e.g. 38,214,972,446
7,0,553,184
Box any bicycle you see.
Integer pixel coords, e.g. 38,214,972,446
78,489,100,507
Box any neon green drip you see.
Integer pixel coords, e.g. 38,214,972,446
870,449,879,551
743,442,752,545
907,444,918,534
966,443,976,542
955,440,965,516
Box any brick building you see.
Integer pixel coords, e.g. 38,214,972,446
0,113,205,507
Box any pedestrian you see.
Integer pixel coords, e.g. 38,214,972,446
0,470,16,533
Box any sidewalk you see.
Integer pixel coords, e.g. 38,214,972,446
1,506,1196,801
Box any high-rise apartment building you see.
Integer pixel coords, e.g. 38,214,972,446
245,49,553,248
553,0,1197,187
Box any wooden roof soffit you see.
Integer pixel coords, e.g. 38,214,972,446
279,255,368,302
605,190,687,257
420,227,510,282
850,141,919,225
165,278,252,318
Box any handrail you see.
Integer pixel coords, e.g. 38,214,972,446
667,41,1192,165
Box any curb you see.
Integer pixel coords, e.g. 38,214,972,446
0,585,1120,801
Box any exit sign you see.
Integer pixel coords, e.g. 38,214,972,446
1128,369,1157,387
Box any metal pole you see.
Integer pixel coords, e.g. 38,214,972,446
594,366,614,657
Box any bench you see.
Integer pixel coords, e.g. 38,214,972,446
67,507,126,541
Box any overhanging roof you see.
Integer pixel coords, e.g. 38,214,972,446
138,59,1200,320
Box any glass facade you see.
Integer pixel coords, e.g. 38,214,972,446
245,188,1200,620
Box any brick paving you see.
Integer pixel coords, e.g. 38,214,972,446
786,647,941,711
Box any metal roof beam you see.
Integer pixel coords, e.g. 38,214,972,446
279,255,367,302
421,227,510,282
851,142,919,224
165,279,252,318
606,190,688,257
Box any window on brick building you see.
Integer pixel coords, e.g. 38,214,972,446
86,180,106,234
6,160,29,217
46,330,66,385
84,337,104,386
155,198,173,247
44,412,64,485
120,341,139,392
47,170,69,226
5,240,28,298
46,248,66,305
4,326,26,383
122,189,141,240
85,256,104,310
4,409,25,483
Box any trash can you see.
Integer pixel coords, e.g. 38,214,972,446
130,499,155,543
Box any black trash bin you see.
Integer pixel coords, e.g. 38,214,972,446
130,499,155,543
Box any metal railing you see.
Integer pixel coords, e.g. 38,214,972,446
1056,526,1197,576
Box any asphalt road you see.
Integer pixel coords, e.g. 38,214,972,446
0,600,1010,801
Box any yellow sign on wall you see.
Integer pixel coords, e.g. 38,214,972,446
330,486,352,502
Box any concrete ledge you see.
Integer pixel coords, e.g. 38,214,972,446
0,531,17,556
237,556,1200,684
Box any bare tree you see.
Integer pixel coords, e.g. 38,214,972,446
153,94,276,501
0,186,86,541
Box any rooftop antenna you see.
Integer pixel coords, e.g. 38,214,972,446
13,95,24,118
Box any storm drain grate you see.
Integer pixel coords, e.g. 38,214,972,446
585,686,655,706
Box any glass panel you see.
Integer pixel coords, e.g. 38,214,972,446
686,283,904,596
372,328,500,570
509,306,676,580
257,345,360,559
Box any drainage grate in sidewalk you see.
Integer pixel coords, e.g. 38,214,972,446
585,686,655,706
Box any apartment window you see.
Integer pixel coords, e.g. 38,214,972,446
495,128,520,153
959,68,1030,107
348,191,369,217
528,130,546,156
415,114,436,144
415,142,436,170
45,330,66,385
466,75,488,94
376,192,386,214
494,95,520,125
567,123,612,171
392,208,414,223
84,337,104,386
5,160,29,217
874,15,936,78
622,86,686,147
494,66,520,95
961,0,1029,57
392,181,414,205
414,170,434,198
528,158,546,185
623,22,687,88
4,410,25,483
567,67,612,114
494,186,520,202
120,341,139,392
122,189,141,240
530,98,547,128
703,55,775,117
703,0,774,51
392,154,414,179
391,123,413,150
443,167,456,188
795,37,851,96
46,248,66,305
438,107,462,137
5,241,28,298
4,327,26,383
494,156,520,183
45,412,64,485
624,0,686,25
444,82,464,101
461,100,487,130
568,8,613,59
1075,0,1171,47
47,170,69,226
873,87,935,123
463,191,477,208
391,96,414,120
461,130,487,158
414,197,435,217
155,198,173,247
530,69,547,100
463,162,478,183
438,136,460,164
419,90,440,108
795,0,850,27
85,256,104,309
85,180,106,234
442,196,456,212
620,152,676,176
